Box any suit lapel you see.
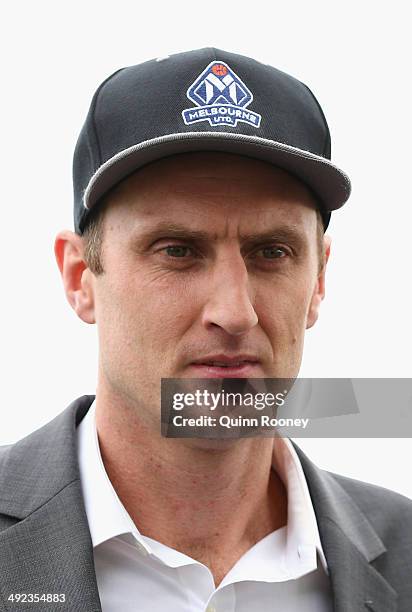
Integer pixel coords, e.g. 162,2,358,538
0,482,101,611
0,395,101,612
318,518,397,612
294,444,397,612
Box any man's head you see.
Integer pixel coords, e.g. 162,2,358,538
55,151,330,428
55,47,349,430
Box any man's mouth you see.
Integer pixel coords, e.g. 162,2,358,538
188,355,261,378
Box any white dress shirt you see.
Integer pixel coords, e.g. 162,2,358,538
77,401,333,611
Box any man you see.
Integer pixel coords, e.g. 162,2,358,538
0,48,411,612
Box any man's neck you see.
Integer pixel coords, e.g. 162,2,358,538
94,392,287,586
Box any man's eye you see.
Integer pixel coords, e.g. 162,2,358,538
259,246,288,259
164,245,192,258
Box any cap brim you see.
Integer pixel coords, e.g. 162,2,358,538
83,131,351,217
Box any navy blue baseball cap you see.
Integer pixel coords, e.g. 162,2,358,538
73,47,351,233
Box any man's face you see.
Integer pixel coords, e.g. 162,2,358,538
89,153,326,423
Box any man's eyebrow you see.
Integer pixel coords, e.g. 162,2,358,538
132,222,308,247
239,228,308,249
132,223,213,244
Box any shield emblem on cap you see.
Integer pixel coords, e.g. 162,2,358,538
182,61,261,128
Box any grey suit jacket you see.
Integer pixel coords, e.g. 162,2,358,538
0,395,411,611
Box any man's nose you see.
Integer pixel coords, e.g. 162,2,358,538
201,252,258,336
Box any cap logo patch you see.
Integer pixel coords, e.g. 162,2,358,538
182,61,261,128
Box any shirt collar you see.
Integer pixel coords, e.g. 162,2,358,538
77,400,328,574
77,400,143,549
272,436,328,573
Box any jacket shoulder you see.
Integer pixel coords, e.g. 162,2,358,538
0,442,12,466
329,470,412,543
0,395,94,521
331,470,412,510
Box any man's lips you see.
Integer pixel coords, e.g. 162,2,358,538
188,354,261,378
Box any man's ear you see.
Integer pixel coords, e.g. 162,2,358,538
306,234,331,329
54,230,96,324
